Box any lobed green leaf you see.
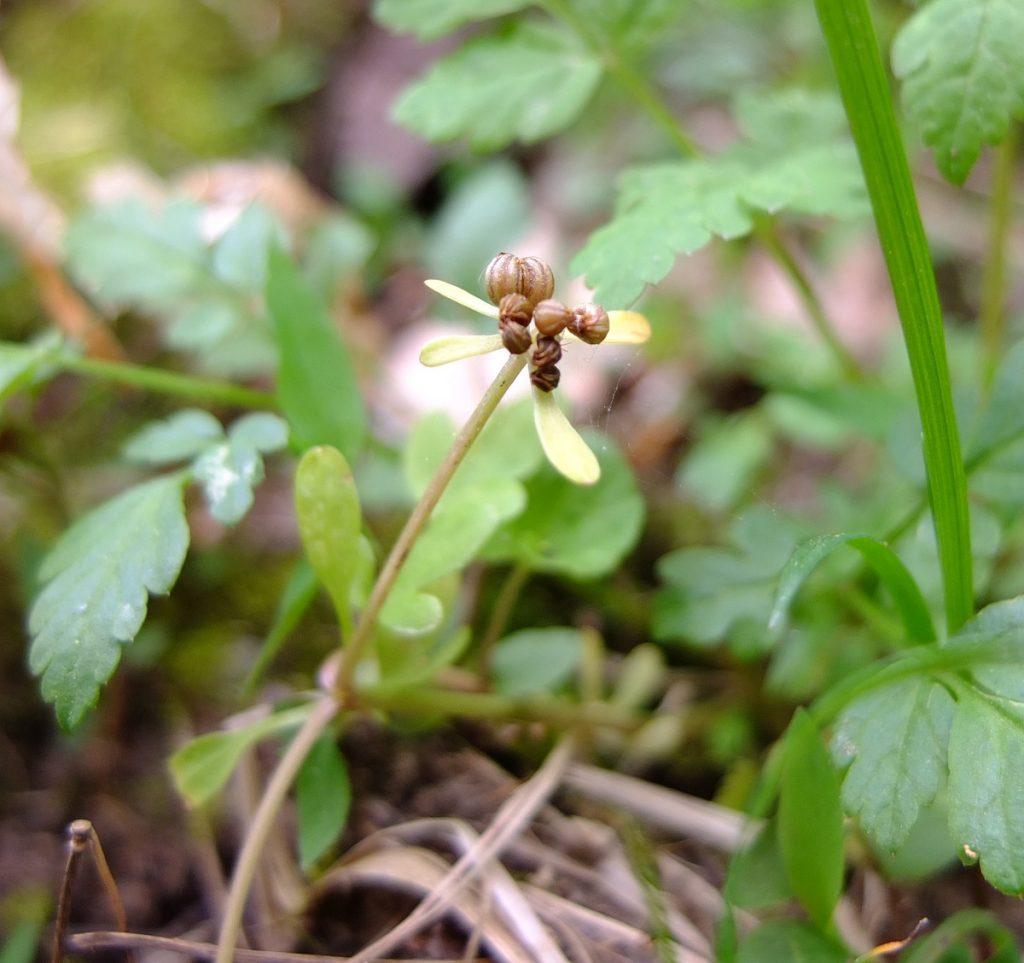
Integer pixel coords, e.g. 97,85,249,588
892,0,1024,185
572,90,867,306
28,475,190,728
122,409,225,465
392,21,602,151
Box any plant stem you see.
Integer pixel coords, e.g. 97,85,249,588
979,124,1018,390
360,683,644,731
61,355,278,410
540,0,699,157
814,0,973,633
334,352,529,697
215,697,339,963
477,563,531,677
754,218,863,379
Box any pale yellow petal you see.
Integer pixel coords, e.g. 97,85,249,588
425,279,500,320
606,310,651,344
533,389,600,485
419,333,505,366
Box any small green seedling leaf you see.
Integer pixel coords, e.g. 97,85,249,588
736,920,848,963
373,0,531,40
28,475,190,728
831,678,953,853
122,409,225,465
193,440,265,526
492,628,585,697
0,333,65,407
170,704,312,807
392,22,602,151
227,412,289,453
572,90,867,306
892,0,1024,185
778,709,844,930
725,821,793,911
769,533,936,644
296,733,351,871
295,446,362,636
266,249,367,460
485,434,643,580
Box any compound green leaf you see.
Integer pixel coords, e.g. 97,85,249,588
212,204,286,293
572,90,866,306
484,433,643,580
492,628,585,697
295,446,362,636
892,0,1024,184
831,678,953,852
28,475,190,728
654,508,809,648
266,249,367,460
296,733,351,870
736,920,848,963
392,22,601,151
122,409,225,465
778,709,844,930
169,704,312,807
948,686,1024,893
0,333,65,407
373,0,531,40
65,199,206,309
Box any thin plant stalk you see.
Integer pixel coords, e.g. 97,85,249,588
979,125,1018,390
814,0,973,633
334,351,528,697
62,355,278,410
215,697,339,963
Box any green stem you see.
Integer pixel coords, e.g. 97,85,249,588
979,124,1018,390
360,684,644,731
540,0,699,157
477,563,531,678
215,697,339,963
334,352,529,697
754,218,863,380
814,0,973,633
61,355,278,410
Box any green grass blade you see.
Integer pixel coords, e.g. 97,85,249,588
813,0,973,633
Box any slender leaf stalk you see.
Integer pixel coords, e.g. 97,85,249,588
814,0,973,633
979,125,1017,389
334,352,529,696
62,355,278,410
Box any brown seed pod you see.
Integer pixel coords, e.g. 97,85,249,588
485,253,523,305
568,303,610,344
519,256,555,304
533,298,572,337
499,316,532,354
532,335,562,369
498,292,533,327
530,363,561,392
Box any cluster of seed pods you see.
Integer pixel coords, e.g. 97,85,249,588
484,252,610,392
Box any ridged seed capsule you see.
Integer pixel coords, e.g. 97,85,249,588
484,252,554,306
530,364,561,392
533,298,572,337
568,303,610,345
532,335,562,369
